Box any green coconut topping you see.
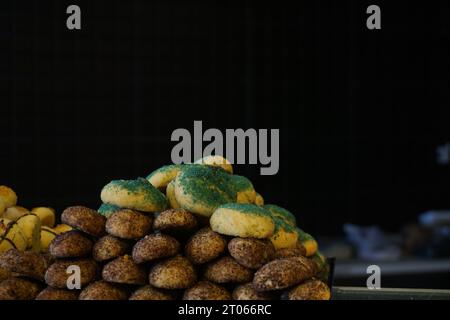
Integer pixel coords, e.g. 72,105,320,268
218,203,272,218
296,228,316,242
98,203,121,217
228,175,254,193
271,215,296,233
265,204,296,226
177,165,236,208
108,177,168,208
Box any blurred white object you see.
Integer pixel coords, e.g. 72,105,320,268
344,224,402,261
419,211,450,227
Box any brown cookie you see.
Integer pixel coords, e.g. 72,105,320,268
228,238,275,269
93,235,130,262
106,209,152,240
102,255,147,285
204,256,253,284
49,231,93,258
183,281,231,300
45,259,98,289
132,233,180,264
79,280,128,300
185,227,227,264
61,206,106,237
149,255,196,289
0,249,48,281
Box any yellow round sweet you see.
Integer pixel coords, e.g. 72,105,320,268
210,203,275,239
166,180,180,209
53,224,73,234
194,155,233,174
0,218,28,253
0,200,5,216
146,165,182,190
101,178,168,213
2,206,29,221
40,226,57,253
16,214,41,252
0,186,17,209
174,165,236,217
269,217,298,250
254,192,264,206
31,207,56,228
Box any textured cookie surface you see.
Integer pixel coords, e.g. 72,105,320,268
269,216,298,250
149,255,196,289
97,203,121,218
232,283,272,300
49,231,93,258
0,249,48,281
153,208,197,233
106,209,152,240
228,238,275,269
265,204,297,227
194,155,233,174
101,178,168,212
132,233,180,263
253,256,316,291
183,281,231,300
0,277,41,300
204,256,253,284
129,285,174,300
35,287,79,300
174,165,236,217
93,235,130,262
210,203,275,238
102,255,147,285
61,206,106,237
286,279,331,300
0,186,17,208
185,227,227,264
79,280,128,300
45,259,98,289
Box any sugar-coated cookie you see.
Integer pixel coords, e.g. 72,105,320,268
153,208,197,234
102,255,147,285
284,279,331,300
265,204,296,227
132,233,180,264
101,178,168,213
194,155,233,174
228,237,275,269
129,285,174,300
174,165,236,217
232,283,273,300
183,281,231,300
229,175,256,204
97,203,121,218
149,255,196,289
35,287,80,300
146,164,182,190
269,216,298,250
106,209,152,240
204,256,253,284
254,192,264,206
296,228,318,257
185,227,227,264
165,180,181,209
210,203,275,239
61,206,106,237
79,281,128,300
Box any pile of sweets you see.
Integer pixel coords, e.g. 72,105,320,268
0,156,330,300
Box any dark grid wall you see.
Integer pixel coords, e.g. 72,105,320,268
1,0,450,235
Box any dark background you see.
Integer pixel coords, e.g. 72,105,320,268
1,0,449,236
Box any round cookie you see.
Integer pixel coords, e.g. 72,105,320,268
132,233,180,264
149,255,196,289
166,180,181,209
204,256,253,284
36,287,80,300
101,178,168,213
15,213,42,252
185,227,227,264
0,278,42,300
174,165,236,217
106,209,152,240
0,186,17,209
49,231,93,258
210,203,275,239
194,155,233,174
146,164,182,190
0,249,49,281
31,207,55,228
45,259,98,289
265,204,296,227
0,266,11,282
253,256,316,291
284,279,331,300
269,216,298,250
228,238,275,269
183,281,231,300
102,255,147,285
254,192,264,206
79,280,128,300
97,203,121,218
153,208,197,234
129,285,174,300
61,206,106,237
229,175,256,204
232,283,273,300
93,235,130,262
296,228,318,257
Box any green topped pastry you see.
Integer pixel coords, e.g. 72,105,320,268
264,204,297,227
98,203,121,218
100,177,168,213
146,164,182,191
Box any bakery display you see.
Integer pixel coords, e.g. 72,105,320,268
0,159,330,300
